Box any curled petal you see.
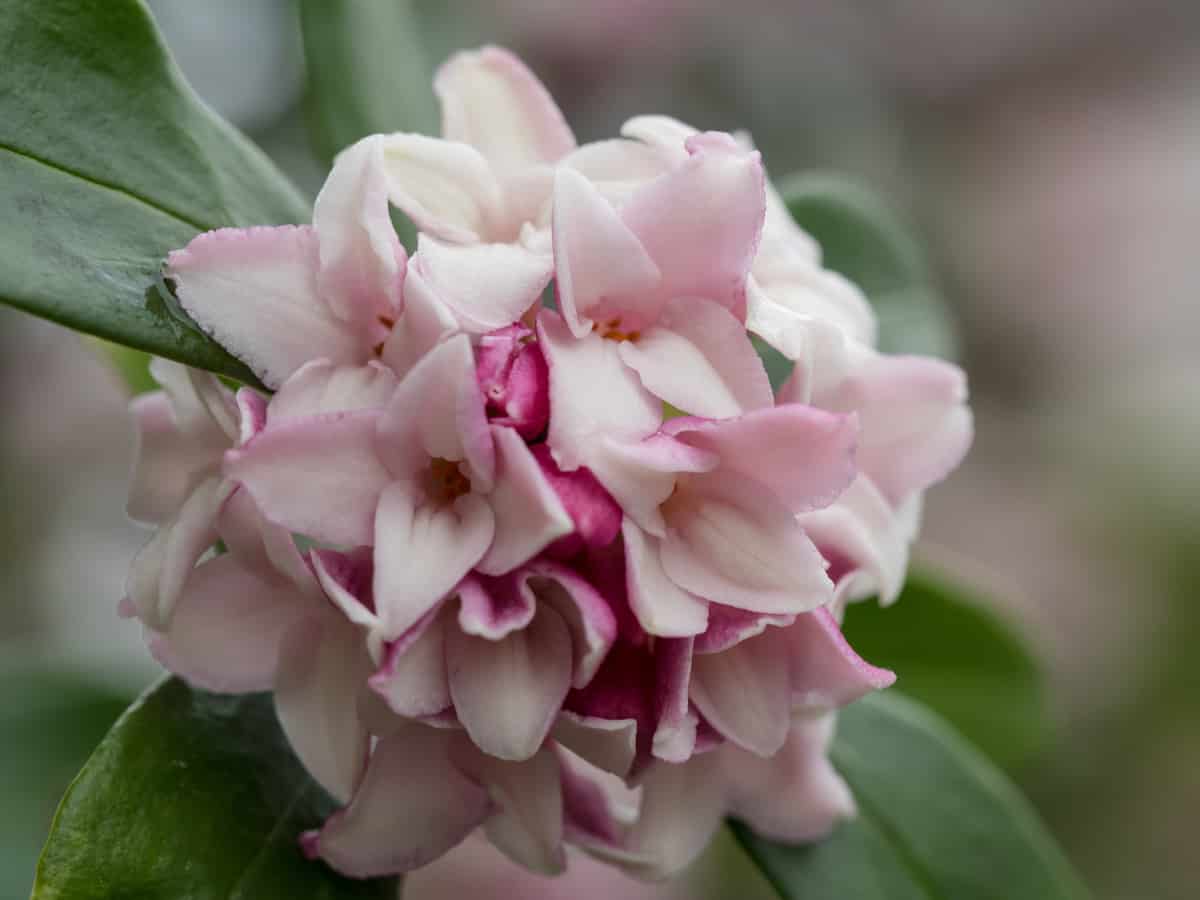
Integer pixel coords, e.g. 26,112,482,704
786,608,896,712
622,519,708,638
523,560,618,689
306,728,491,877
457,574,536,641
413,234,552,333
312,135,405,327
167,226,371,389
369,606,452,718
553,713,637,779
552,166,661,337
621,132,765,320
379,265,460,379
126,476,231,630
435,45,575,172
127,392,226,524
379,133,503,243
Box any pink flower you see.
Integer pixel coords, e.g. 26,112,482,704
125,43,974,888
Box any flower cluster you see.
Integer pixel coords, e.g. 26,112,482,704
124,47,971,880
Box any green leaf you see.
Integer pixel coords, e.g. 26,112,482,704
842,570,1044,769
732,692,1089,900
0,0,311,384
33,677,398,900
0,662,132,900
779,172,958,359
299,0,437,166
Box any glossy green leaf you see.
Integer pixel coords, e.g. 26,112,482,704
732,692,1089,900
33,677,398,900
780,172,958,359
0,0,311,384
0,662,132,900
299,0,437,166
842,569,1044,768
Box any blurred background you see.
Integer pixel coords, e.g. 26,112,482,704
3,1,1199,897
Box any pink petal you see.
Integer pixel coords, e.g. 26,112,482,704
377,333,495,490
267,359,397,422
552,166,661,337
435,45,575,173
787,608,896,711
809,350,973,502
379,265,460,379
373,481,495,639
369,605,452,718
378,133,503,243
149,358,239,439
488,340,549,439
275,616,371,803
538,312,661,473
412,234,552,333
457,745,566,874
659,473,833,614
553,713,637,778
618,296,773,418
308,727,492,877
800,475,916,606
720,714,856,843
651,637,698,764
562,137,672,205
522,559,618,689
668,404,859,514
446,605,573,761
620,115,697,161
225,411,390,547
620,132,765,320
622,519,709,637
126,476,231,630
531,445,622,553
147,549,311,693
695,605,795,655
312,135,405,328
574,432,716,539
619,753,726,879
477,426,572,575
457,573,537,641
216,486,315,592
167,226,370,389
689,624,792,757
127,392,225,525
754,265,876,346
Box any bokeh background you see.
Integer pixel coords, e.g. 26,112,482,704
3,1,1199,897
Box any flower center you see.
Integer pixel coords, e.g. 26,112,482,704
599,317,640,342
427,457,472,504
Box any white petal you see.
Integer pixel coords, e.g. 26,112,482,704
476,427,572,576
622,518,708,637
446,605,572,761
275,616,371,803
167,226,369,389
373,481,495,639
